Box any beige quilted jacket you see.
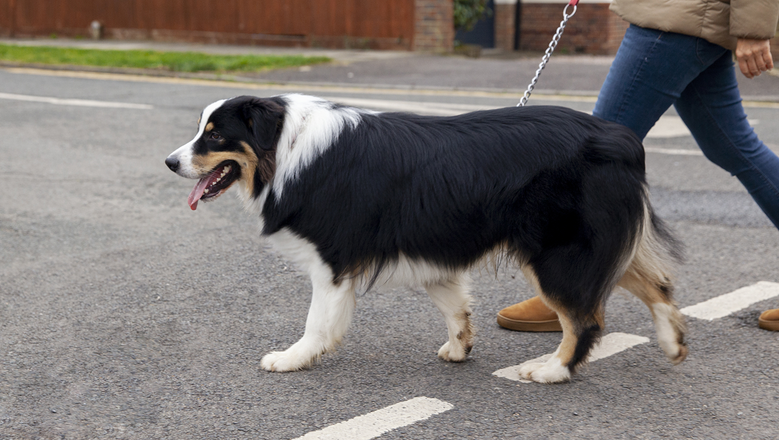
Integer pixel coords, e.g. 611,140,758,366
610,0,779,50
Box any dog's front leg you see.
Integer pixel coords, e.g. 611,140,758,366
425,274,475,362
261,266,356,372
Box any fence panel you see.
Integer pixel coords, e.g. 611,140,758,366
0,0,416,48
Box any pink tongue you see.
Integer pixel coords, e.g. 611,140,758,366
187,170,220,211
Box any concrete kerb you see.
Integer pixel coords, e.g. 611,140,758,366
3,37,779,105
0,65,600,107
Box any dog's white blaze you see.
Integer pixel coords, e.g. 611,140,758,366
167,98,227,178
680,281,779,320
292,397,453,440
273,94,362,200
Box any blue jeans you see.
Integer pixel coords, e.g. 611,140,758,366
593,25,779,229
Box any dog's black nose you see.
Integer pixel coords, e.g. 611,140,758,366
165,157,179,172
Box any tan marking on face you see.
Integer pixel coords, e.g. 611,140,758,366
190,143,263,195
238,141,260,193
205,122,214,132
244,141,277,187
192,151,244,175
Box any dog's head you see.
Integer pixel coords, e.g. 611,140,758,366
165,96,285,210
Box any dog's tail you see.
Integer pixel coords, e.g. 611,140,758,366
626,187,684,296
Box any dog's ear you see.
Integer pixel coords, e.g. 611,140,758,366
241,97,285,151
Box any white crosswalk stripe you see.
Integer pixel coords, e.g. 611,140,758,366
291,397,453,440
492,332,649,383
0,91,153,109
681,281,779,320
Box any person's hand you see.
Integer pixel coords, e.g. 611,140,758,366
736,38,774,79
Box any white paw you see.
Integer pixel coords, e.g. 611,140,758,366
260,348,316,372
437,341,468,362
668,343,688,365
518,359,571,384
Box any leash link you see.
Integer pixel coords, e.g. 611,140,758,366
517,2,578,107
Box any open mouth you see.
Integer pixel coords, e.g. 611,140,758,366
187,161,240,210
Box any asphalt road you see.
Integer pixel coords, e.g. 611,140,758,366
1,67,778,439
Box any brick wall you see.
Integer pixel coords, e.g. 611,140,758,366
494,2,516,51
414,0,455,51
519,2,627,55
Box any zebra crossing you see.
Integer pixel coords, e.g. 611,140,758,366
293,281,779,439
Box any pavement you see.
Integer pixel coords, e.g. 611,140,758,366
4,37,779,102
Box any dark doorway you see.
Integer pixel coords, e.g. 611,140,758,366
454,0,495,48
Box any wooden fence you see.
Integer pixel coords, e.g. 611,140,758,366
0,0,420,50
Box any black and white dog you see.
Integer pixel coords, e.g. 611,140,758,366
165,94,687,383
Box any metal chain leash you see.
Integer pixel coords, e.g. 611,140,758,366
517,2,578,107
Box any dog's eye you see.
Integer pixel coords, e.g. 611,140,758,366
208,132,222,141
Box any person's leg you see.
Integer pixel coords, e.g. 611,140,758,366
593,25,728,139
673,51,779,228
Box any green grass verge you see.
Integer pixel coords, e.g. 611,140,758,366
0,43,331,73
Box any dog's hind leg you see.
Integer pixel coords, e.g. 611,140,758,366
618,205,687,365
518,308,604,383
618,264,687,365
517,266,605,384
425,273,474,362
261,261,356,372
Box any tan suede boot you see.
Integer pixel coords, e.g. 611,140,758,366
758,308,779,331
497,296,562,332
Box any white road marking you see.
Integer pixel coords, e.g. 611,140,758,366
326,96,494,116
291,397,453,440
5,66,779,108
644,147,703,156
646,115,758,139
681,281,779,321
646,116,692,139
0,92,153,109
492,332,650,383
